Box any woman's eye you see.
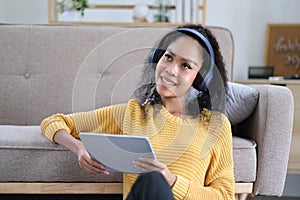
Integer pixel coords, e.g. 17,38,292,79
182,63,192,69
164,54,172,61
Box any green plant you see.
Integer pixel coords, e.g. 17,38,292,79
153,0,169,22
57,0,89,17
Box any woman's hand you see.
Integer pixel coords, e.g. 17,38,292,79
76,146,110,175
133,157,177,187
53,130,109,175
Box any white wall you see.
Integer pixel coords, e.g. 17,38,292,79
0,0,299,79
0,1,4,20
206,0,300,80
0,0,48,24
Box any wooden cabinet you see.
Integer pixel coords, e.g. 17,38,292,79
236,79,300,174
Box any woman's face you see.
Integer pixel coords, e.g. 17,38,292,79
155,36,203,100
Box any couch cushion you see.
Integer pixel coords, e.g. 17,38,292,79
232,136,257,182
226,82,259,125
0,25,234,126
0,125,122,182
1,125,256,183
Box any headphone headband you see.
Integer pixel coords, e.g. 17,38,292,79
176,28,215,65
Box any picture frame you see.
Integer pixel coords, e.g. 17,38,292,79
264,24,300,77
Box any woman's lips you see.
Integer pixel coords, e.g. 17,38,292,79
160,76,176,86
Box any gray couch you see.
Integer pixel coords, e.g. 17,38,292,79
0,24,294,199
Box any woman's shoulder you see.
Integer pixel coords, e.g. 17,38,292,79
201,109,231,133
203,109,230,123
101,99,149,115
210,110,232,142
125,99,147,112
101,99,141,110
212,110,230,124
127,98,142,107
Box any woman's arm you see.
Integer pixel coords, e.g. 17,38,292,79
40,104,128,174
40,110,102,142
40,104,127,142
54,129,109,174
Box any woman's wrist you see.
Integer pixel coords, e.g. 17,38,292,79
161,168,177,187
75,142,86,158
54,129,84,156
170,174,177,188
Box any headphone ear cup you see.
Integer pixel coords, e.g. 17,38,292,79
193,67,213,91
149,48,165,63
192,73,204,91
149,48,157,63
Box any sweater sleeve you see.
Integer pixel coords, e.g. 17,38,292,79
172,115,235,200
40,103,127,142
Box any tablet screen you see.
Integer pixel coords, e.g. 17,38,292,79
79,132,156,174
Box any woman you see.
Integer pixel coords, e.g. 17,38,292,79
41,24,234,199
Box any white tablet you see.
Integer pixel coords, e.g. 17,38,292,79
79,132,156,174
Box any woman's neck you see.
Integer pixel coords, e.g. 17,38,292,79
161,97,192,119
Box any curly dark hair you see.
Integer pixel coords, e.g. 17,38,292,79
134,24,228,116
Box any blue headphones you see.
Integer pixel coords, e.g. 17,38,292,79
149,28,215,92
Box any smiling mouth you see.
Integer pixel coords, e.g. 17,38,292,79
161,76,176,86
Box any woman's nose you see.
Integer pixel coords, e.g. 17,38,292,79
165,63,179,76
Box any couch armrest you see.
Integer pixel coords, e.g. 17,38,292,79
235,84,294,196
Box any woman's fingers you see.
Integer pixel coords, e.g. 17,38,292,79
133,157,166,172
79,158,108,174
78,149,109,174
140,157,166,168
134,157,177,186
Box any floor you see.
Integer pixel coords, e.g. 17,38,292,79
246,174,300,199
1,194,300,200
0,195,122,200
0,194,300,200
247,197,300,200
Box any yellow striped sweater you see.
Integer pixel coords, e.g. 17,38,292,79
40,99,234,199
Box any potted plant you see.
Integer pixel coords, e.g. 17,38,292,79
57,0,89,17
153,0,170,22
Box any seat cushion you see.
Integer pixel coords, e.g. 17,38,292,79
0,125,122,182
232,136,257,182
0,125,256,183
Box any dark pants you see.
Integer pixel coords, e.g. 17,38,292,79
126,171,175,200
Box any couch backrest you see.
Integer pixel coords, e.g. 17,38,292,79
0,24,234,125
